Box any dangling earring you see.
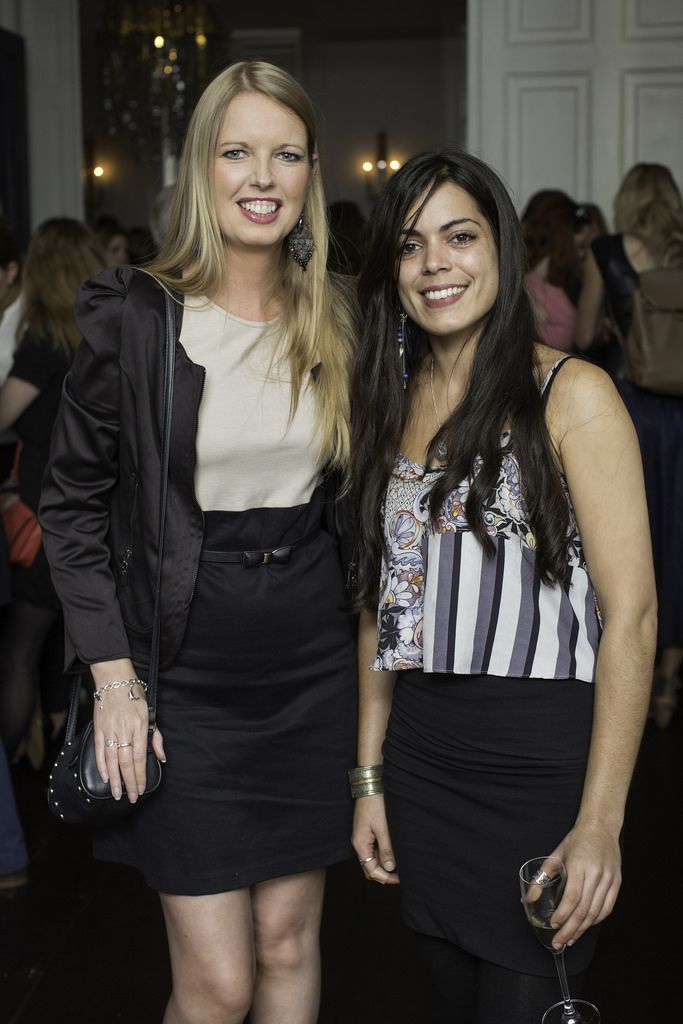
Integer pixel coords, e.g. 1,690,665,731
397,310,409,389
287,216,315,270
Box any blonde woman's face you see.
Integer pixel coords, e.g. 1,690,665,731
213,91,315,252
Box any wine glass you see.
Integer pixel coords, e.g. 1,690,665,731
519,856,600,1024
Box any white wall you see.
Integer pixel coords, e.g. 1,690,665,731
468,0,683,219
0,0,83,226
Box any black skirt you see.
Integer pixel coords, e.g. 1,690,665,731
94,493,357,894
383,669,598,977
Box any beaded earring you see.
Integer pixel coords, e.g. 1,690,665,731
397,311,408,389
287,216,315,269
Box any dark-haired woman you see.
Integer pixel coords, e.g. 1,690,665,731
350,151,656,1023
521,191,586,352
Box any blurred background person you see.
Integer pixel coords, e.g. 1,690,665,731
126,224,156,265
327,199,366,275
574,202,609,275
0,524,28,891
94,215,129,266
0,224,22,480
0,218,104,761
149,183,176,252
521,190,588,352
577,162,683,727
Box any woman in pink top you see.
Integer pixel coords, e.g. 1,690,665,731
522,192,588,351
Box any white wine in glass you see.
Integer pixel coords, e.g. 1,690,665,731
519,857,600,1024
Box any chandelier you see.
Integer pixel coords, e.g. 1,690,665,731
98,1,218,182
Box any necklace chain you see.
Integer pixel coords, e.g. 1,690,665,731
429,355,448,461
429,342,469,461
429,355,442,431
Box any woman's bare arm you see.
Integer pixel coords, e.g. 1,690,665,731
351,607,399,885
545,360,656,948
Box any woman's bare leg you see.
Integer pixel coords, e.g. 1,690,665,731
160,888,255,1024
250,868,326,1024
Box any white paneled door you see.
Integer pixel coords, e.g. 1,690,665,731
467,0,683,217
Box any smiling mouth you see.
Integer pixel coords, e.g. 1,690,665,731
238,200,281,217
422,285,467,301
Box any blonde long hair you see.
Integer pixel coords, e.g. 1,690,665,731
20,218,104,356
147,60,357,469
614,163,683,267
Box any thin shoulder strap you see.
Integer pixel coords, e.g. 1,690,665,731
147,288,176,730
541,355,574,406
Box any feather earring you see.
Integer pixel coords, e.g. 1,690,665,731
397,311,408,389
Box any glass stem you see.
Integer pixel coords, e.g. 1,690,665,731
552,949,577,1018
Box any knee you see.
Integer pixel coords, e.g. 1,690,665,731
170,965,253,1024
255,911,318,975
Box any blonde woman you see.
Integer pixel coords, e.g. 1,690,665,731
39,62,358,1024
577,163,683,728
0,218,103,758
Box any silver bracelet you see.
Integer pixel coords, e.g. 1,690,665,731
93,677,147,706
348,764,384,799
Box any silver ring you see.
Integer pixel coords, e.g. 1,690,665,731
104,738,116,748
533,869,552,884
117,741,133,749
359,855,377,865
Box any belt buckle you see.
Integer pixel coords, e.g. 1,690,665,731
241,546,293,568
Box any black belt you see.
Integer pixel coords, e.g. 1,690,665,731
199,527,319,568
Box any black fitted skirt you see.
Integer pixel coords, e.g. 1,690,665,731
94,493,357,894
383,669,598,977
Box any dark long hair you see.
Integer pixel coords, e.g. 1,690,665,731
351,150,570,607
521,190,585,293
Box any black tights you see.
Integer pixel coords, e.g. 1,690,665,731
0,600,60,758
414,931,586,1024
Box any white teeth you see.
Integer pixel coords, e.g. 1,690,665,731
424,286,466,300
240,200,278,215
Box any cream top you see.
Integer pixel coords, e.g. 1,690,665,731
179,296,322,512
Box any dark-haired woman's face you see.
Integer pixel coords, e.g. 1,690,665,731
397,181,499,348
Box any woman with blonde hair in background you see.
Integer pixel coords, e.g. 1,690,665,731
577,162,683,727
40,61,358,1024
0,218,104,761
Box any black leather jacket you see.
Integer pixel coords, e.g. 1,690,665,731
40,266,354,673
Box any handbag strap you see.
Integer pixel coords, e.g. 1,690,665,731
147,287,176,730
62,287,177,744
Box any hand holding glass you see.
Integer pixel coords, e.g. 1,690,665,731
519,857,600,1024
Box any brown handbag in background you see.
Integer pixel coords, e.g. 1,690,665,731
622,268,683,395
0,442,42,567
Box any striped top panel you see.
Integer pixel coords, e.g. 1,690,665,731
372,367,602,682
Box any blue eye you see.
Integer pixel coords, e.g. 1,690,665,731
278,151,302,162
222,149,245,159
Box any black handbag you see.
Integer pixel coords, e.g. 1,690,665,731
47,285,176,826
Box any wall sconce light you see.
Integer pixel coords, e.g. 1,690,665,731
361,132,401,202
93,165,105,178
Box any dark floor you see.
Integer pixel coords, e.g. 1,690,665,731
1,712,680,1024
